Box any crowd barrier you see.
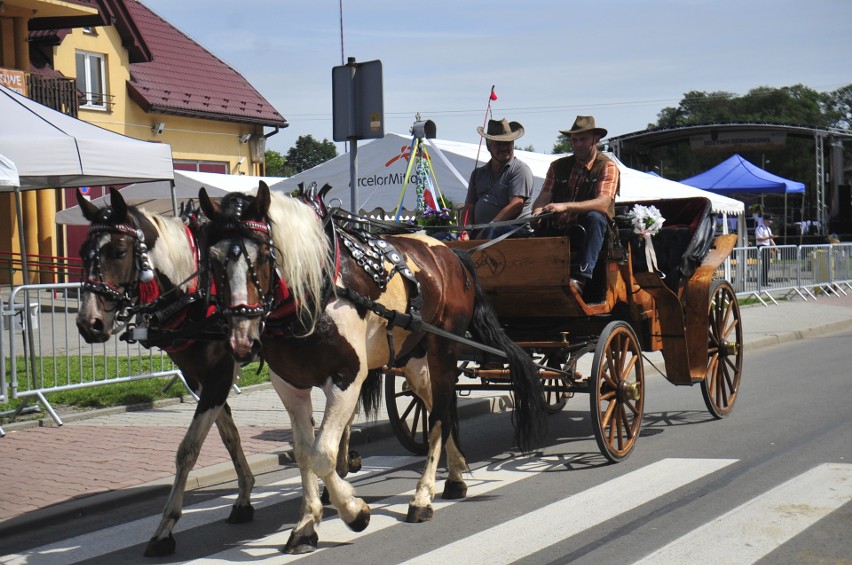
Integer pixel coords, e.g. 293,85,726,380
0,282,180,432
2,243,851,434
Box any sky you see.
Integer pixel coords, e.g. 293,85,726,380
141,0,852,158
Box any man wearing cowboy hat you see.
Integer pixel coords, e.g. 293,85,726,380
532,115,619,296
462,118,534,239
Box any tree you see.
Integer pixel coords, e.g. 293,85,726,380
552,134,571,154
824,84,852,130
264,149,287,177
285,135,338,174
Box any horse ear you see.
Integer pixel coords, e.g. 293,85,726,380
198,187,219,218
108,187,128,222
255,181,271,216
77,189,100,222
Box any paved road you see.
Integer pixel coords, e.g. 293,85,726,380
1,291,852,539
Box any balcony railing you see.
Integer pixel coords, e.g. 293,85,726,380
26,75,79,117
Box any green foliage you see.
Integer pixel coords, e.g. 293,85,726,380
285,135,338,174
552,134,571,154
264,149,288,177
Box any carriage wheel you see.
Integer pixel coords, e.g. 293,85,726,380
589,321,644,463
701,280,743,418
384,371,430,455
541,351,572,414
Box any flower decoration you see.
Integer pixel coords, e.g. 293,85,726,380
627,204,665,237
417,207,455,227
626,204,665,276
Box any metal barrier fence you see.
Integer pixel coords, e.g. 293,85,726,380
1,282,180,430
718,243,852,304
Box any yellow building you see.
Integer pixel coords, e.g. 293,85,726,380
0,0,287,283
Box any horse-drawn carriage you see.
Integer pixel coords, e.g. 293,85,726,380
74,183,741,556
385,196,742,462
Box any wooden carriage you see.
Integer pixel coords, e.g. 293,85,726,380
385,197,743,462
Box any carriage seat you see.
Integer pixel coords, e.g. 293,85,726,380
618,198,715,292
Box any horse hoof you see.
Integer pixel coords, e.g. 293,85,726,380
226,503,255,524
406,503,434,523
442,479,468,500
345,506,371,532
143,534,176,557
320,487,331,505
282,531,318,554
348,450,362,473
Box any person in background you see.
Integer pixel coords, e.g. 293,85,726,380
755,214,778,286
532,115,619,295
461,118,534,239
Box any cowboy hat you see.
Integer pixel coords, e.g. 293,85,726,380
477,118,525,142
559,115,607,138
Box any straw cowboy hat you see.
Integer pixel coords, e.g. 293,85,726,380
559,115,607,138
477,118,525,142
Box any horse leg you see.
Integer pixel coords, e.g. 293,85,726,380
442,434,469,500
322,410,360,505
145,403,221,557
312,378,371,532
215,401,256,523
271,376,324,555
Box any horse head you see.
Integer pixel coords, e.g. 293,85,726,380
75,187,158,343
200,181,275,363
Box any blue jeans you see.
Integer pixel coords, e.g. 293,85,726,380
572,211,607,281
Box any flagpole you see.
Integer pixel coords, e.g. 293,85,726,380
466,85,497,225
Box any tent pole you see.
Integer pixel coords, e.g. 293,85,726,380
170,179,178,215
14,187,28,284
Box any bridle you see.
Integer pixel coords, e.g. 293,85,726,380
82,220,154,321
214,219,278,320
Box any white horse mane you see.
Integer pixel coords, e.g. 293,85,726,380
136,208,198,292
266,191,334,333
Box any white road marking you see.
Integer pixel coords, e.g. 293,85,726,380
0,455,418,565
632,462,852,565
398,458,737,565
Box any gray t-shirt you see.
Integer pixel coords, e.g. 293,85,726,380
468,156,534,223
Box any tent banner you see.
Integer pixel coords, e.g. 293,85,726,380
690,131,786,153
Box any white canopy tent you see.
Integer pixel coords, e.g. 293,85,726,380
0,154,20,190
270,132,744,218
0,84,175,280
56,170,289,225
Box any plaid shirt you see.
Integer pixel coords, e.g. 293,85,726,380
541,154,619,222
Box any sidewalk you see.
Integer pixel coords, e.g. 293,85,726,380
2,292,852,535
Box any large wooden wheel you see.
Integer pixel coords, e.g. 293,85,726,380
589,321,644,463
701,279,743,418
384,371,429,455
540,350,573,414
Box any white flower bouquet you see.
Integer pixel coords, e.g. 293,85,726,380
627,204,665,237
626,204,666,276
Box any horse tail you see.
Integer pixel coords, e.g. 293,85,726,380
358,369,383,420
453,249,547,453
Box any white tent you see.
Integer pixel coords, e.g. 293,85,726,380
0,154,20,190
0,84,175,279
56,170,289,225
271,132,744,216
0,85,174,189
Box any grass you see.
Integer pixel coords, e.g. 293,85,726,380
0,357,270,419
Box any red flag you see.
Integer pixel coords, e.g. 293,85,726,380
490,90,498,101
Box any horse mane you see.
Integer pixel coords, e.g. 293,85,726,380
129,207,197,291
265,191,333,334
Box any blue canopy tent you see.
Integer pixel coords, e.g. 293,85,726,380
680,154,806,241
679,154,805,194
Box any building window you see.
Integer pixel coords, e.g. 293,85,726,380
75,51,107,109
174,160,228,174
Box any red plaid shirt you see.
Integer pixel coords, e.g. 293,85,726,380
541,155,619,222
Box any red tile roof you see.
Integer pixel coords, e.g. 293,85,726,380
123,0,287,127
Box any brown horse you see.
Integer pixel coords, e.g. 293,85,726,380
199,181,547,554
75,188,255,558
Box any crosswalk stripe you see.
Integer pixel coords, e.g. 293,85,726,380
0,455,419,565
398,458,737,565
632,462,852,564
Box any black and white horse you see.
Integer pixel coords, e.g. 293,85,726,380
199,182,547,553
